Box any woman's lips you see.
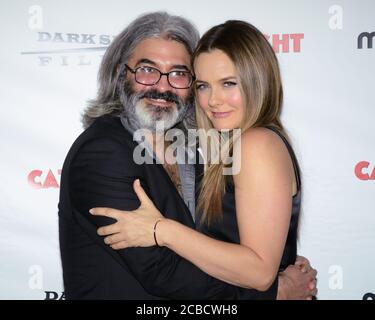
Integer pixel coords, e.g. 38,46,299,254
212,111,232,118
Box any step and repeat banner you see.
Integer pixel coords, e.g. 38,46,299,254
0,0,374,300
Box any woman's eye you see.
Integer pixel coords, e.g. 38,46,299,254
195,83,208,91
223,81,237,87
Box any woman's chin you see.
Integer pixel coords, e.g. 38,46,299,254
212,123,237,131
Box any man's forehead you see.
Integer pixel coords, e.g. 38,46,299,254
129,38,191,68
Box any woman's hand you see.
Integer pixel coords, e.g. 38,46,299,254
90,179,165,249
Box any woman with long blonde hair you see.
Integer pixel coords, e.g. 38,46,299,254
91,20,315,296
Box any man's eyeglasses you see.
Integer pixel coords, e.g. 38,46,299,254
124,64,194,89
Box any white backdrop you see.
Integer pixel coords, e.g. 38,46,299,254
0,0,374,300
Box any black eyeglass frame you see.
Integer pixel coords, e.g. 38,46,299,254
124,64,195,89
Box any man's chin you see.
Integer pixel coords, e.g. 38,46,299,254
145,106,179,125
136,112,178,132
134,100,186,131
144,104,176,114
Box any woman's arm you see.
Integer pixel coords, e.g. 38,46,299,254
91,128,296,291
156,128,295,290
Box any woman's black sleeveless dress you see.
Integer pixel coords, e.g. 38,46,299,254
197,127,301,271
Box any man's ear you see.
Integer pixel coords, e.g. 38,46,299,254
116,64,127,79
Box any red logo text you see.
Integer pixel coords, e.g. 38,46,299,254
265,33,304,53
355,162,375,180
28,169,62,189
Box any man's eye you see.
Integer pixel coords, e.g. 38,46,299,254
171,71,188,78
140,66,156,73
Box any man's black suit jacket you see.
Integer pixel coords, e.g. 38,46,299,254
58,115,278,299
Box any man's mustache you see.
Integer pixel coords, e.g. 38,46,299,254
139,90,180,104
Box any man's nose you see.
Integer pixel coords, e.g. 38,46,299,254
153,74,172,92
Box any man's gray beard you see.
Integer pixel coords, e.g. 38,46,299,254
119,81,193,133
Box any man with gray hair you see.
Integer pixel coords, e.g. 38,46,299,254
59,11,316,299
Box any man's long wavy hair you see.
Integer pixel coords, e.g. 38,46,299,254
193,20,288,225
82,11,199,130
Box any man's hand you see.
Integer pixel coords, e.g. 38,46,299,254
277,256,318,300
295,255,314,273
